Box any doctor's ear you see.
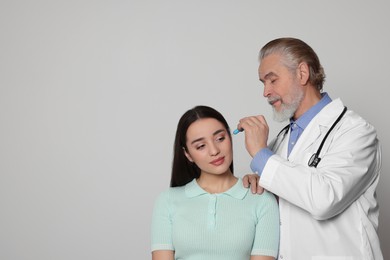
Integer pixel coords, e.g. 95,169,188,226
183,147,194,163
297,62,310,85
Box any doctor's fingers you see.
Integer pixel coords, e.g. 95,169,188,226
252,115,269,128
242,173,260,194
256,185,265,195
239,116,268,132
239,115,267,126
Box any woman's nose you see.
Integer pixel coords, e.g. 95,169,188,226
209,143,220,156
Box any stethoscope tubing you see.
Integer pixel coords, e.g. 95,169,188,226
272,106,347,168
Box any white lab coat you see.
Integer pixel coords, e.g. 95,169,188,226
261,98,383,260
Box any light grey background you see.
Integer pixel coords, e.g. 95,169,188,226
0,1,389,259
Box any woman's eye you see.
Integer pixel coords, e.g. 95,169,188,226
196,144,205,150
216,136,226,142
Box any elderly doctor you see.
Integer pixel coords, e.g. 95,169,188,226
236,38,383,260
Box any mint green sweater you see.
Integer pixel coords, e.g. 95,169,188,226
151,178,280,260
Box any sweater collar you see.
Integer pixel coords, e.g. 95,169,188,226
185,178,248,200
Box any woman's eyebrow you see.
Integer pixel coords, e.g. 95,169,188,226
213,129,225,136
190,129,225,145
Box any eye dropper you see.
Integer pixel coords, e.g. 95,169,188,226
233,129,243,135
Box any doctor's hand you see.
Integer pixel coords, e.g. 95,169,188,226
236,115,269,157
243,173,264,194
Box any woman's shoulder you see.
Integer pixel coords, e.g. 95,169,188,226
239,182,278,207
155,185,188,204
237,178,276,201
246,189,277,202
242,189,279,217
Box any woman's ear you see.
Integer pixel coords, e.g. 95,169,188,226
297,62,310,85
183,147,194,163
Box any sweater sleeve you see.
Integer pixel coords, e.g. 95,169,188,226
151,190,174,252
251,191,280,257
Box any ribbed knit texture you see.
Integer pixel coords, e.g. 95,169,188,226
151,178,280,260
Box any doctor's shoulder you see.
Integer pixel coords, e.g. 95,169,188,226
337,108,378,139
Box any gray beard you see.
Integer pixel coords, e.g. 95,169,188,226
272,105,296,122
271,87,304,122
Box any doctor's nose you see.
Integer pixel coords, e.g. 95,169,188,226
263,83,272,98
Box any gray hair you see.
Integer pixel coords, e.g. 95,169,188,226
259,37,326,91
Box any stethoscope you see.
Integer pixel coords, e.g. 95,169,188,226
272,106,347,168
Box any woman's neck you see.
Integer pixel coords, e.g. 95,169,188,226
196,172,237,194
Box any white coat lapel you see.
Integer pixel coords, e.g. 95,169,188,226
287,99,345,161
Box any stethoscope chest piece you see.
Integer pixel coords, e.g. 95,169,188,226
308,153,321,167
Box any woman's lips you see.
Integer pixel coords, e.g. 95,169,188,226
210,157,225,166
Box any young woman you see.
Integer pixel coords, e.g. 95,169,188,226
151,105,279,260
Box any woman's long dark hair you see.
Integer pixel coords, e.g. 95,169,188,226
170,105,234,187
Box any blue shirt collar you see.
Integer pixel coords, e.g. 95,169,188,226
185,178,248,200
290,92,332,130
